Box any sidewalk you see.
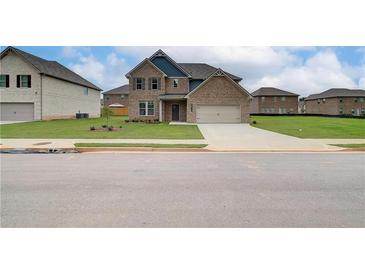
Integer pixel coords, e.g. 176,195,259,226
0,138,208,149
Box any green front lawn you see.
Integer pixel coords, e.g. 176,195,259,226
0,116,204,139
251,116,365,139
75,143,207,148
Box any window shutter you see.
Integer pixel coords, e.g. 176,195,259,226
148,78,152,90
16,75,20,88
28,75,31,88
142,78,145,90
157,78,161,90
133,78,136,90
6,75,9,87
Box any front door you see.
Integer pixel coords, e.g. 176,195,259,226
172,104,180,121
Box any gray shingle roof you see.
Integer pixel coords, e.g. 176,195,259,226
0,46,102,91
103,84,129,95
178,63,242,81
305,88,365,100
251,87,299,97
159,94,186,100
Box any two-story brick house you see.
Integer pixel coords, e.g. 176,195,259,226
305,88,365,116
103,84,129,107
125,50,252,123
250,87,299,114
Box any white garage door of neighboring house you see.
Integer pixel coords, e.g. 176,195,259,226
0,103,34,121
196,105,241,123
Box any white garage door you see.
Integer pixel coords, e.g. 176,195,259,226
196,105,241,123
0,103,34,121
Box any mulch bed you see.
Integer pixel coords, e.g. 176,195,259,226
90,127,125,132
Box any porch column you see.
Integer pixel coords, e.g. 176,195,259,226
159,100,163,122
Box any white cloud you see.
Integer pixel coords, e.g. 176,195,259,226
68,46,364,95
62,46,81,58
68,50,130,91
255,50,358,95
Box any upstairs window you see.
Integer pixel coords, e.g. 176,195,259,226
136,77,143,90
0,74,9,88
83,87,89,95
281,96,286,101
360,98,364,102
17,75,31,88
173,79,179,88
261,97,265,102
273,96,277,102
152,78,158,90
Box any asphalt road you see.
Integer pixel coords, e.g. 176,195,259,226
1,152,364,227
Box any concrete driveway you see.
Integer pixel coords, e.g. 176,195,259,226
198,124,342,151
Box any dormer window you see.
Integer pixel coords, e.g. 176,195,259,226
173,79,179,88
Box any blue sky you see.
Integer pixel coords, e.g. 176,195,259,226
3,46,365,96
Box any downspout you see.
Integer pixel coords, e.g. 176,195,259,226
40,74,43,120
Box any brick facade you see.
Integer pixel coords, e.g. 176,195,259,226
128,61,165,121
250,96,298,114
305,97,365,116
103,94,129,107
186,76,250,123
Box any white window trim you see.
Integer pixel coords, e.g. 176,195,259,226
20,75,29,88
139,101,155,116
0,75,6,88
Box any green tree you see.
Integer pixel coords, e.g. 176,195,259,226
101,106,113,127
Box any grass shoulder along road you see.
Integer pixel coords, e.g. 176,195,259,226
0,116,204,139
74,143,207,148
251,116,365,139
331,144,365,148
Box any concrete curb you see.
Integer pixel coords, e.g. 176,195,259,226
75,147,209,153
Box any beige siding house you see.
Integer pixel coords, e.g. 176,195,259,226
0,47,102,121
126,49,251,123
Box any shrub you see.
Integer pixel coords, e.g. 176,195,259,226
125,119,129,123
252,120,257,124
102,124,107,128
90,126,96,131
119,125,123,128
108,126,114,131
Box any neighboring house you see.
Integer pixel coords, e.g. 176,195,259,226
125,49,251,123
0,46,102,121
305,88,365,116
250,87,299,114
103,84,129,108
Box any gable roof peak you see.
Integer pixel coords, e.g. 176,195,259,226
213,68,225,76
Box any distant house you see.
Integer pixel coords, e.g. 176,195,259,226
250,87,299,114
0,47,102,121
305,88,365,116
103,84,129,108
